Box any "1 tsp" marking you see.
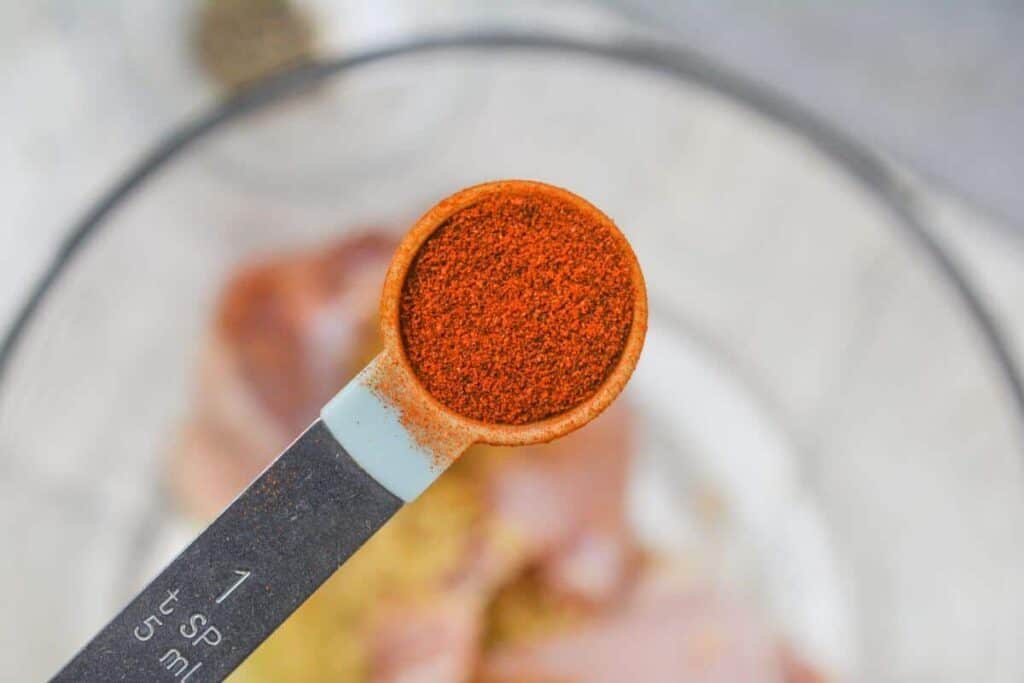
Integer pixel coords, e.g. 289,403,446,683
215,569,251,605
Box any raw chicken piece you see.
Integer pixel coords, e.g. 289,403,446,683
484,401,636,605
170,232,395,518
366,402,639,683
479,567,788,683
208,231,395,434
370,595,482,683
780,647,830,683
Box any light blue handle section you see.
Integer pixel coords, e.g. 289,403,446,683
320,366,440,502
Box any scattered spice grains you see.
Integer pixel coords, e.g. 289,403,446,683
366,355,474,466
399,190,635,425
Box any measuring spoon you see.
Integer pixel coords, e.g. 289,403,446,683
52,180,647,682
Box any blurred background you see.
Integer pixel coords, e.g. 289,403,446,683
2,1,1023,682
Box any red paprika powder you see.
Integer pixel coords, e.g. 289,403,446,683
399,188,635,425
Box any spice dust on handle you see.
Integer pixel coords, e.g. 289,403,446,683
320,353,475,502
50,180,646,682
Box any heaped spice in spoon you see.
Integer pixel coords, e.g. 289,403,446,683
399,189,635,425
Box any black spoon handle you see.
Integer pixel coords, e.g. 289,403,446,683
52,420,402,682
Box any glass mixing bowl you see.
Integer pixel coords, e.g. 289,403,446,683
3,32,1023,682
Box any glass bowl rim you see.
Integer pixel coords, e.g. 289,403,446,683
1,29,1021,443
